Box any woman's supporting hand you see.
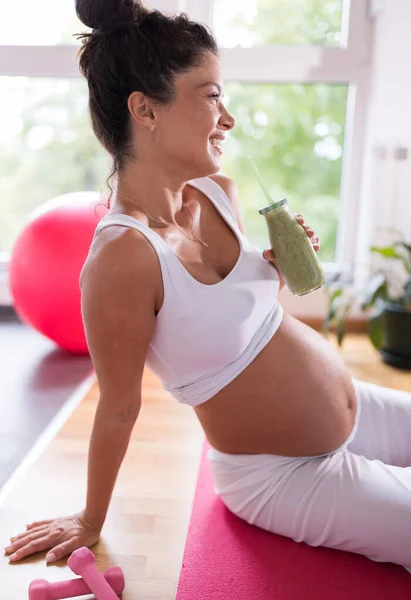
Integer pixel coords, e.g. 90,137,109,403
4,510,100,563
263,213,321,290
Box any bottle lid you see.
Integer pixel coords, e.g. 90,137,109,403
258,198,287,215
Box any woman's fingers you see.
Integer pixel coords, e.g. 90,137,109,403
8,534,53,562
263,249,275,260
6,527,52,556
294,214,320,251
296,215,314,235
9,525,48,545
46,537,81,563
26,520,54,531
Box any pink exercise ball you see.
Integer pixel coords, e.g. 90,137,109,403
9,191,109,355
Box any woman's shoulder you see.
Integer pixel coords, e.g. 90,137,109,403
207,174,246,234
208,172,236,195
81,220,160,292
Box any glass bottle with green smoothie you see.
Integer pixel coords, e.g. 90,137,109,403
249,157,325,296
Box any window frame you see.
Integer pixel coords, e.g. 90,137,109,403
0,0,373,303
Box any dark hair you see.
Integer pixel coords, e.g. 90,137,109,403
74,0,218,202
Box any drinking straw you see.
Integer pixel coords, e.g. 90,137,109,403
247,155,274,205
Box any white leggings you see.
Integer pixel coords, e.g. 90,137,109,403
208,379,411,571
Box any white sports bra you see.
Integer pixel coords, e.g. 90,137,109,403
94,176,284,406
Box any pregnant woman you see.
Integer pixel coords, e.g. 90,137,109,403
5,0,411,572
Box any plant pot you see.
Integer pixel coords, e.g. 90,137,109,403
380,303,411,369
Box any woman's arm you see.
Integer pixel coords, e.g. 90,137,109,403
5,229,159,563
80,229,158,530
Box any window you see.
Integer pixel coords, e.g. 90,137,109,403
214,0,344,48
1,0,372,305
0,0,87,45
221,82,347,262
186,0,371,273
0,77,109,254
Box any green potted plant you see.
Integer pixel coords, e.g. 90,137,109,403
323,230,411,369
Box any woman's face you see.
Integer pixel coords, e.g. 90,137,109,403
155,52,236,179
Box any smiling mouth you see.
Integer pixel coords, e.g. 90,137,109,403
209,138,223,154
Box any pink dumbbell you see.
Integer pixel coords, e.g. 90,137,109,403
29,565,124,599
68,547,120,600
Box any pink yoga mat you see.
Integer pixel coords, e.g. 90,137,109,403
176,442,411,600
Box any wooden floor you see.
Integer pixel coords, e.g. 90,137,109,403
0,333,410,599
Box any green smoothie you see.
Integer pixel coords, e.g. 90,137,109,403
259,199,325,296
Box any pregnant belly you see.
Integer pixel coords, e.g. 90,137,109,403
194,312,358,456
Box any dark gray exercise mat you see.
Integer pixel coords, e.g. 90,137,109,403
0,310,92,490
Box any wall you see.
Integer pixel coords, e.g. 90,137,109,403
352,0,411,293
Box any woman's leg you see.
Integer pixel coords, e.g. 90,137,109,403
208,445,411,569
349,379,411,467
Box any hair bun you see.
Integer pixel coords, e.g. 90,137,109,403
75,0,147,32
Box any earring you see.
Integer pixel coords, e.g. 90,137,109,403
150,124,156,132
